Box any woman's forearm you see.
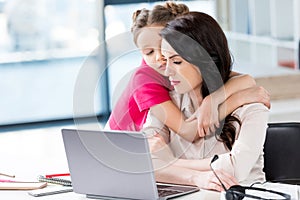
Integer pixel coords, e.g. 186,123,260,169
155,164,198,186
155,161,238,191
173,157,212,171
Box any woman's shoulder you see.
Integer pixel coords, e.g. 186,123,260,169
234,102,269,111
233,103,269,118
232,103,269,139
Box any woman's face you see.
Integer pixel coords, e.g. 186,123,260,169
136,26,166,75
161,39,202,94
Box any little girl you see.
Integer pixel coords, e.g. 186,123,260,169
106,2,269,142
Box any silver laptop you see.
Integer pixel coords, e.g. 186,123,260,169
62,129,199,200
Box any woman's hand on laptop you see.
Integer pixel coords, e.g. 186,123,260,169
192,170,238,192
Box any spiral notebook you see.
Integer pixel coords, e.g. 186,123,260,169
37,175,72,187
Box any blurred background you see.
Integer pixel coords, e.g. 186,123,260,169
0,0,299,129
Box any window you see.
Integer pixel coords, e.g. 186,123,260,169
0,0,216,126
0,0,106,125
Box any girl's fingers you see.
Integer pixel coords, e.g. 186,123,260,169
204,125,210,136
198,127,205,137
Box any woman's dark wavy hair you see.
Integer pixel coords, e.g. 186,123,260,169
160,12,241,150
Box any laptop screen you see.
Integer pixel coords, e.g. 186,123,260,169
62,129,199,200
62,129,159,199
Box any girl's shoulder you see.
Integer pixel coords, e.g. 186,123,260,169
133,65,171,89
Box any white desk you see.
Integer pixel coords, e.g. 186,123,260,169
0,125,220,200
0,189,220,200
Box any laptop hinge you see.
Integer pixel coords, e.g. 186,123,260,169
86,194,139,200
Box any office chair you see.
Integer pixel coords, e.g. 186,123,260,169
263,122,300,184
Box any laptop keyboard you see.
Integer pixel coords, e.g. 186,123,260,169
158,189,182,197
157,185,183,197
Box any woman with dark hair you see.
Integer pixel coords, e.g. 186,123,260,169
143,12,269,191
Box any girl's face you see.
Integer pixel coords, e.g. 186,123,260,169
161,39,202,94
136,26,166,75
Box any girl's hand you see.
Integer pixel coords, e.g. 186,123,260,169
192,170,238,192
188,95,220,137
238,86,271,109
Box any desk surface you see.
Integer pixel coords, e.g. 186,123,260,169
0,189,220,200
0,124,220,200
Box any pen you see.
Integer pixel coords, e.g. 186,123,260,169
0,173,15,178
45,173,70,178
0,179,16,182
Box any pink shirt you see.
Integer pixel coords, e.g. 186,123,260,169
107,60,172,131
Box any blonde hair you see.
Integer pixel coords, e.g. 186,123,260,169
131,1,189,45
